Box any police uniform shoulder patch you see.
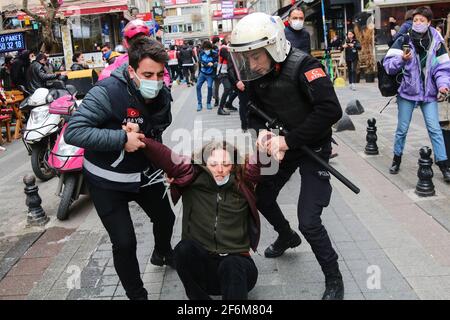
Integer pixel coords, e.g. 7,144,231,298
304,68,327,82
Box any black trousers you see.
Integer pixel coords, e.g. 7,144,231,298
347,60,357,84
238,90,249,129
174,239,258,300
218,74,238,108
88,181,175,300
255,143,339,274
169,65,181,81
182,66,195,84
213,75,221,102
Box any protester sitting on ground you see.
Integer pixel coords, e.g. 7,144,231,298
383,6,450,182
71,52,89,71
135,127,263,300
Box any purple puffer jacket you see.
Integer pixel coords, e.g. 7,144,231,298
383,27,450,103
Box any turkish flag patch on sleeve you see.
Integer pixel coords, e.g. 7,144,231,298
304,68,327,82
127,108,140,118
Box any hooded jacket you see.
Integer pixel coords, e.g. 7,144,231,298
383,27,450,102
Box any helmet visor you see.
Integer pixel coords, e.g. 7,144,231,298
229,48,274,82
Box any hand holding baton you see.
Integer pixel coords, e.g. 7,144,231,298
248,102,360,194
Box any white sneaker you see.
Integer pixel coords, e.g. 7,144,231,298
351,84,356,91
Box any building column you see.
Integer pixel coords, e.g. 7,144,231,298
60,20,74,71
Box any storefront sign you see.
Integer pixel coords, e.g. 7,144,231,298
213,8,249,18
153,7,164,26
222,0,234,19
0,32,25,53
136,12,153,21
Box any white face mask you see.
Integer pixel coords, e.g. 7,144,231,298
216,174,230,186
290,20,304,31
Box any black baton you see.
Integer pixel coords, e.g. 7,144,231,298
248,102,360,194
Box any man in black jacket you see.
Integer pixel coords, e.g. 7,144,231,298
10,50,34,89
230,12,344,300
27,53,66,92
65,37,175,300
284,8,311,55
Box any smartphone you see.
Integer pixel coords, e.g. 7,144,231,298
402,44,411,54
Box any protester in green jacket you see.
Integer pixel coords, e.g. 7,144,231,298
136,127,263,300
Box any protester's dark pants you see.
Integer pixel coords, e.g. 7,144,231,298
174,239,258,300
178,63,184,81
88,181,175,300
238,90,249,129
169,65,180,81
347,60,357,84
182,66,195,84
218,74,237,108
213,76,221,103
255,143,339,274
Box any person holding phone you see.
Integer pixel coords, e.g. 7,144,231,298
341,30,361,91
383,6,450,182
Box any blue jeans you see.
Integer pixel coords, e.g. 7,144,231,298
394,96,448,162
197,72,214,106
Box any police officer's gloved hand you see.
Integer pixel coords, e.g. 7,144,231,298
58,74,68,82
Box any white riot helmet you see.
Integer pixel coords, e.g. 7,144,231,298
229,12,291,81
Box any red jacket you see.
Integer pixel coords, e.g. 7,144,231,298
142,138,262,252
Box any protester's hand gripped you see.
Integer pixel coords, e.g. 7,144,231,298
124,131,145,152
122,122,140,133
166,175,175,184
237,81,245,92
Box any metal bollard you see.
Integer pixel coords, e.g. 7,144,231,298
365,118,379,155
415,147,435,197
24,174,49,226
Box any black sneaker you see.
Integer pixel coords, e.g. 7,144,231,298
264,229,302,258
437,161,450,183
217,108,230,116
389,155,402,174
224,104,238,111
322,271,344,300
150,249,175,268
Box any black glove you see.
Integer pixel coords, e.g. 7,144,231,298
58,74,68,82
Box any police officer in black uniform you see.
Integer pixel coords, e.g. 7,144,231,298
65,37,175,300
229,13,344,300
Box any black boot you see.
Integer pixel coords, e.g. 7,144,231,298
224,103,238,111
389,154,402,174
264,228,302,258
436,161,450,183
150,249,175,268
322,269,344,300
217,107,230,115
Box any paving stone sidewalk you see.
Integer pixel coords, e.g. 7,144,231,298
20,82,450,300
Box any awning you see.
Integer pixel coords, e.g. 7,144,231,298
6,0,128,19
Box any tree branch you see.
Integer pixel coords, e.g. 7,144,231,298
21,0,45,23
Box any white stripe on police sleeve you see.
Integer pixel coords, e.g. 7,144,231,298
83,158,141,183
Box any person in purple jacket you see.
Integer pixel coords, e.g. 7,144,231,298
383,6,450,182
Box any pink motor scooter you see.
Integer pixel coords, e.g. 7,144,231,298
47,94,87,221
